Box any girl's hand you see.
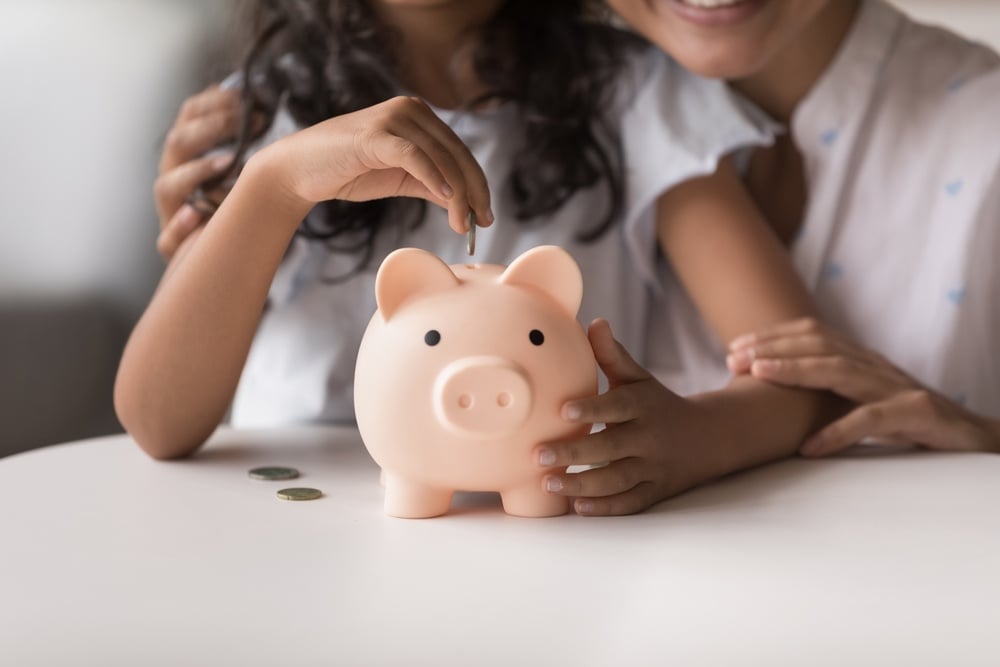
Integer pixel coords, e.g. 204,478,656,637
533,319,715,516
259,96,494,235
155,84,243,260
726,318,1000,456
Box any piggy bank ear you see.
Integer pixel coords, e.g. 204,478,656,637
499,245,583,317
376,248,460,321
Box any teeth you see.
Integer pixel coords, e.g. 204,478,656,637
681,0,746,7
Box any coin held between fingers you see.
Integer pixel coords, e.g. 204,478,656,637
467,211,476,256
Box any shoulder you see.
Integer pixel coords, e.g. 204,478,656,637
879,8,1000,167
616,45,775,171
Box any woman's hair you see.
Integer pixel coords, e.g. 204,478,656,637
204,0,639,274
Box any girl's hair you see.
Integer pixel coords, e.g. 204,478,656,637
204,0,639,273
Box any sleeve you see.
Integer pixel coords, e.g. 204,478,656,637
618,47,781,289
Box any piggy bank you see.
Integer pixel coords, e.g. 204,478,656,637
354,245,598,518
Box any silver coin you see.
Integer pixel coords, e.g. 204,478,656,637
467,212,476,256
277,487,323,501
248,466,300,481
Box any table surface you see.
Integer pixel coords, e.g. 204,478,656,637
1,427,998,667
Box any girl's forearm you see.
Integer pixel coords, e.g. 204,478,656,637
115,150,313,459
688,376,841,479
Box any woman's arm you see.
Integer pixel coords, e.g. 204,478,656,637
727,317,1000,455
533,158,840,515
115,97,493,459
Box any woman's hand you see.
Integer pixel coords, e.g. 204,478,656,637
259,96,494,235
726,318,1000,456
532,319,717,516
155,84,243,260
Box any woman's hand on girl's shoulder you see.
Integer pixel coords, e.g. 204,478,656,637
155,84,243,260
255,96,494,235
727,318,1000,456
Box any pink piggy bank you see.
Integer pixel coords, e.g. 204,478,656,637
354,245,598,518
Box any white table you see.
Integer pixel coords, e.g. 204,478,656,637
2,427,998,666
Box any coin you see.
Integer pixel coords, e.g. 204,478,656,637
467,211,476,256
277,487,323,501
248,466,300,481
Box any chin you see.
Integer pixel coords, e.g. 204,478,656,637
663,38,769,80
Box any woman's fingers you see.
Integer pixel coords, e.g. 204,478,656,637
176,84,240,123
154,153,235,226
801,390,993,456
747,354,900,404
156,204,203,260
728,317,831,350
726,331,850,373
800,391,932,456
160,108,241,173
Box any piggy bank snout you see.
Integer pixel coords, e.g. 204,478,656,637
434,356,533,436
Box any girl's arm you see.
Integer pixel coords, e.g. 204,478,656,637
533,158,841,515
115,97,493,459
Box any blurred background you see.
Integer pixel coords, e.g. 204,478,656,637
1,0,998,458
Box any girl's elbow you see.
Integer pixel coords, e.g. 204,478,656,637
113,372,210,460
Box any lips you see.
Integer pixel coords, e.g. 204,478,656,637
667,0,766,27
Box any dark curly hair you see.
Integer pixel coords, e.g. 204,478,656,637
199,0,640,274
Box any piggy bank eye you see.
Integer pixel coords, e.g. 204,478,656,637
529,329,544,346
424,330,441,346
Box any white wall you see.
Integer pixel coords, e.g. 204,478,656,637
0,0,228,314
889,0,1000,50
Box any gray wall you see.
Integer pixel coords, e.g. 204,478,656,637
0,0,231,456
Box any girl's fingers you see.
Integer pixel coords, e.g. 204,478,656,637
534,425,640,469
588,318,652,387
154,153,235,226
542,457,648,499
160,108,241,173
364,132,456,203
749,355,900,404
391,116,476,234
573,482,658,516
156,205,203,260
562,382,647,426
402,98,494,228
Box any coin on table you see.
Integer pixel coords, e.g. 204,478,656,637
248,466,300,481
467,212,477,256
277,487,323,501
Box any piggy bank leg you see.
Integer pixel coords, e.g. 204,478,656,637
500,482,569,518
383,472,453,518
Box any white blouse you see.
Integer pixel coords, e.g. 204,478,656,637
647,0,1000,419
230,46,773,427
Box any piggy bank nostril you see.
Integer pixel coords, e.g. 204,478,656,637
497,392,512,408
458,394,473,409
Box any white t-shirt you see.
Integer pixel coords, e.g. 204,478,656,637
231,46,773,427
647,0,1000,419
